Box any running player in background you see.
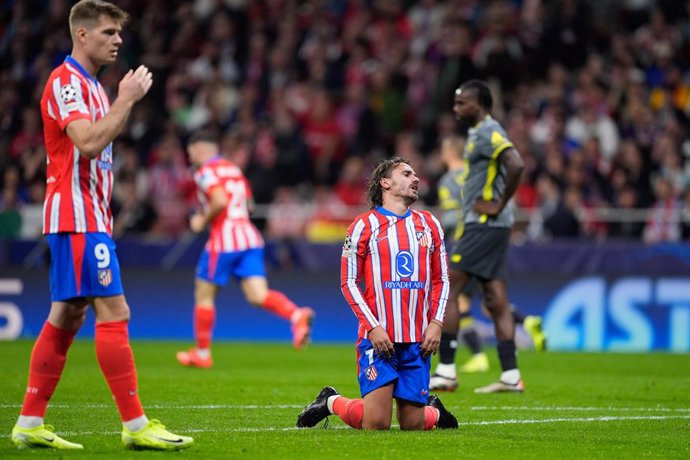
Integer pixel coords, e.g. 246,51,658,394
11,0,192,451
296,157,457,430
430,80,528,394
436,135,546,381
176,130,314,368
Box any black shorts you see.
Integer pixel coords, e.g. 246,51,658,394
449,224,510,280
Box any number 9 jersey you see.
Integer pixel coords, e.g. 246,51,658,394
194,157,264,253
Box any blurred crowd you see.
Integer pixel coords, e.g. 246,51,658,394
2,0,690,243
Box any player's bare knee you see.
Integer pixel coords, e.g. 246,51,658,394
362,418,391,430
399,419,424,431
56,311,87,331
483,300,501,316
68,309,88,325
95,303,131,322
114,303,131,321
245,291,266,307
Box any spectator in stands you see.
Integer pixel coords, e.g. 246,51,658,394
534,173,581,239
0,165,24,239
644,175,681,244
608,185,644,239
334,157,369,207
301,87,344,184
472,1,524,91
147,132,194,237
112,175,157,238
681,187,690,240
9,108,43,161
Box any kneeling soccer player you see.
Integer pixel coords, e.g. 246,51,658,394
297,157,457,430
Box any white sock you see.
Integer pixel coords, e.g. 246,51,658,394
195,348,210,358
435,362,457,379
501,369,521,385
290,308,305,323
16,415,44,429
326,395,340,414
124,415,149,433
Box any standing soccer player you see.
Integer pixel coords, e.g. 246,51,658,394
437,134,490,376
296,157,457,430
436,135,547,382
176,131,314,368
430,79,526,393
11,0,193,451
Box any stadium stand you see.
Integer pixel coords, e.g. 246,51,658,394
1,0,689,243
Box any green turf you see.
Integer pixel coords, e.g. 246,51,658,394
1,340,688,459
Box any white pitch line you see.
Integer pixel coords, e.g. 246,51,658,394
2,403,690,412
459,415,690,426
1,415,689,438
3,403,690,414
0,403,690,412
470,406,690,413
0,403,303,410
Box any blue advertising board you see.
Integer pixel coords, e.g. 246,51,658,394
1,240,689,352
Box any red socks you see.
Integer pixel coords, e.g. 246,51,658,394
262,290,298,321
332,397,364,429
194,306,215,349
331,396,439,430
20,322,76,417
95,321,144,422
21,320,145,423
424,406,440,430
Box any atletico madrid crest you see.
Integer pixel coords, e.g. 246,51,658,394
364,365,378,381
416,230,432,247
98,269,112,287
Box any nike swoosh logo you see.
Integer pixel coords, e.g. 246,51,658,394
40,436,55,442
155,437,185,443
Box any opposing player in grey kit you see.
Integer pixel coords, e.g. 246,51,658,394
430,80,527,393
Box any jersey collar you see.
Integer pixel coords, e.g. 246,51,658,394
470,114,492,132
202,155,223,167
376,205,411,219
64,55,98,83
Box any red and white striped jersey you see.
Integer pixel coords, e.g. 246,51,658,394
195,157,264,253
341,206,449,343
41,56,114,234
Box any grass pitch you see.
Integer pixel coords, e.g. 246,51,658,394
1,340,688,459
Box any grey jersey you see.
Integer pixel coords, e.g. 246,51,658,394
437,167,464,236
462,115,516,228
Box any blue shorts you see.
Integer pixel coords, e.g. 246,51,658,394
46,233,124,301
195,248,266,286
356,338,431,405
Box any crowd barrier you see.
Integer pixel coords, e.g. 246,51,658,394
1,238,688,352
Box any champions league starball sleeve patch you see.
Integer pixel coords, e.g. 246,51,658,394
60,84,77,103
196,169,219,191
342,235,353,257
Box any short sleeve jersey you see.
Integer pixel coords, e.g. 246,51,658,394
340,207,449,343
40,56,114,234
194,157,264,253
462,115,515,228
